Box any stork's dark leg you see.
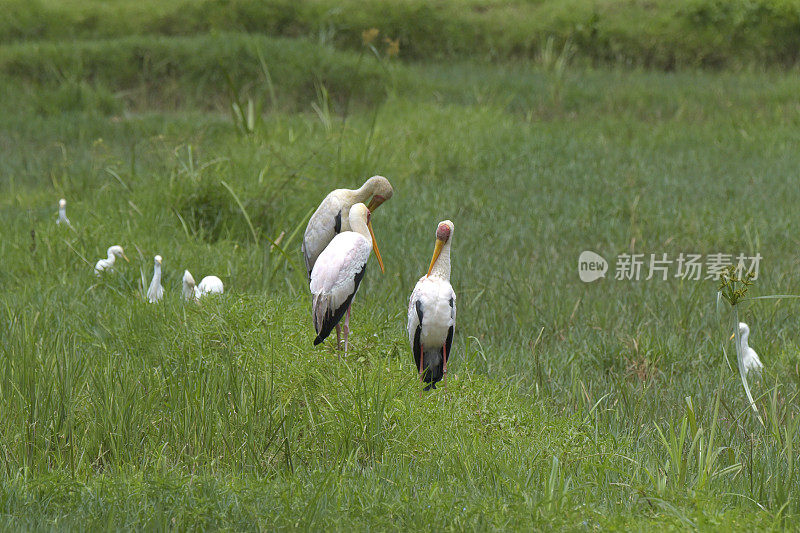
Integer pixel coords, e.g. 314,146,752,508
342,304,351,359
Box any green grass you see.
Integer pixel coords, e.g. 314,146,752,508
2,25,800,530
5,0,800,68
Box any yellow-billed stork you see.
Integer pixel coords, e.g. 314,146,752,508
94,245,128,275
183,270,224,300
310,203,384,358
302,175,393,280
407,220,455,391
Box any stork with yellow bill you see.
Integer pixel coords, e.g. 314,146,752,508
310,203,384,358
407,220,456,391
302,175,393,280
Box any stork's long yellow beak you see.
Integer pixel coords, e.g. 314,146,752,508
367,219,385,273
729,332,736,341
427,238,445,277
367,195,386,212
122,253,130,263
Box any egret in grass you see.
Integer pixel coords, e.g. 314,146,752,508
56,198,74,229
94,245,128,275
310,203,384,358
302,175,393,280
182,270,224,300
730,322,764,375
147,255,164,303
408,220,456,391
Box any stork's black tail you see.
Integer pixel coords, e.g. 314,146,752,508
421,349,444,391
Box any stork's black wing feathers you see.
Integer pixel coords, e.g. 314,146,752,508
333,210,342,234
445,325,454,363
412,300,423,370
312,264,366,345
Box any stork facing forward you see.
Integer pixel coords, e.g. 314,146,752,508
302,175,393,280
408,220,455,391
310,203,384,358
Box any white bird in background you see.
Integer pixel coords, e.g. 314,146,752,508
94,245,128,275
302,175,393,280
147,255,164,303
310,203,384,358
56,198,74,229
182,270,224,300
730,322,764,375
408,220,456,391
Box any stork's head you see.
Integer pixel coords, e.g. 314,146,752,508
59,198,66,208
427,220,454,277
154,255,163,266
364,175,394,212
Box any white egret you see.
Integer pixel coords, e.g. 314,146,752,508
147,255,164,303
407,220,456,391
56,198,74,229
730,322,764,375
94,245,128,275
302,175,393,280
310,203,384,358
182,270,224,300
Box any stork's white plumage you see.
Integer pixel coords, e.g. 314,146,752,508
56,198,74,229
182,270,224,300
147,255,164,303
302,175,393,280
408,220,455,391
731,322,764,375
310,203,384,357
94,245,128,275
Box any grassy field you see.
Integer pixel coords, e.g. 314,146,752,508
2,5,800,530
6,0,800,68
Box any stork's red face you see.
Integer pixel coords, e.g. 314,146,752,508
436,223,451,242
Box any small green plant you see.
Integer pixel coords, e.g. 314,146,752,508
717,265,760,417
649,395,741,495
718,265,755,307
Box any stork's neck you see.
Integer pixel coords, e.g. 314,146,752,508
152,263,162,284
352,182,376,204
429,240,452,280
106,250,116,262
59,206,67,218
349,216,371,241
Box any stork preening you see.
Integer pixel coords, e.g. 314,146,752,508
730,322,764,375
147,255,164,303
310,203,384,358
182,270,224,300
56,198,74,230
407,220,456,391
302,175,393,280
94,245,128,275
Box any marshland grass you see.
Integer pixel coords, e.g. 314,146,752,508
1,24,800,531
